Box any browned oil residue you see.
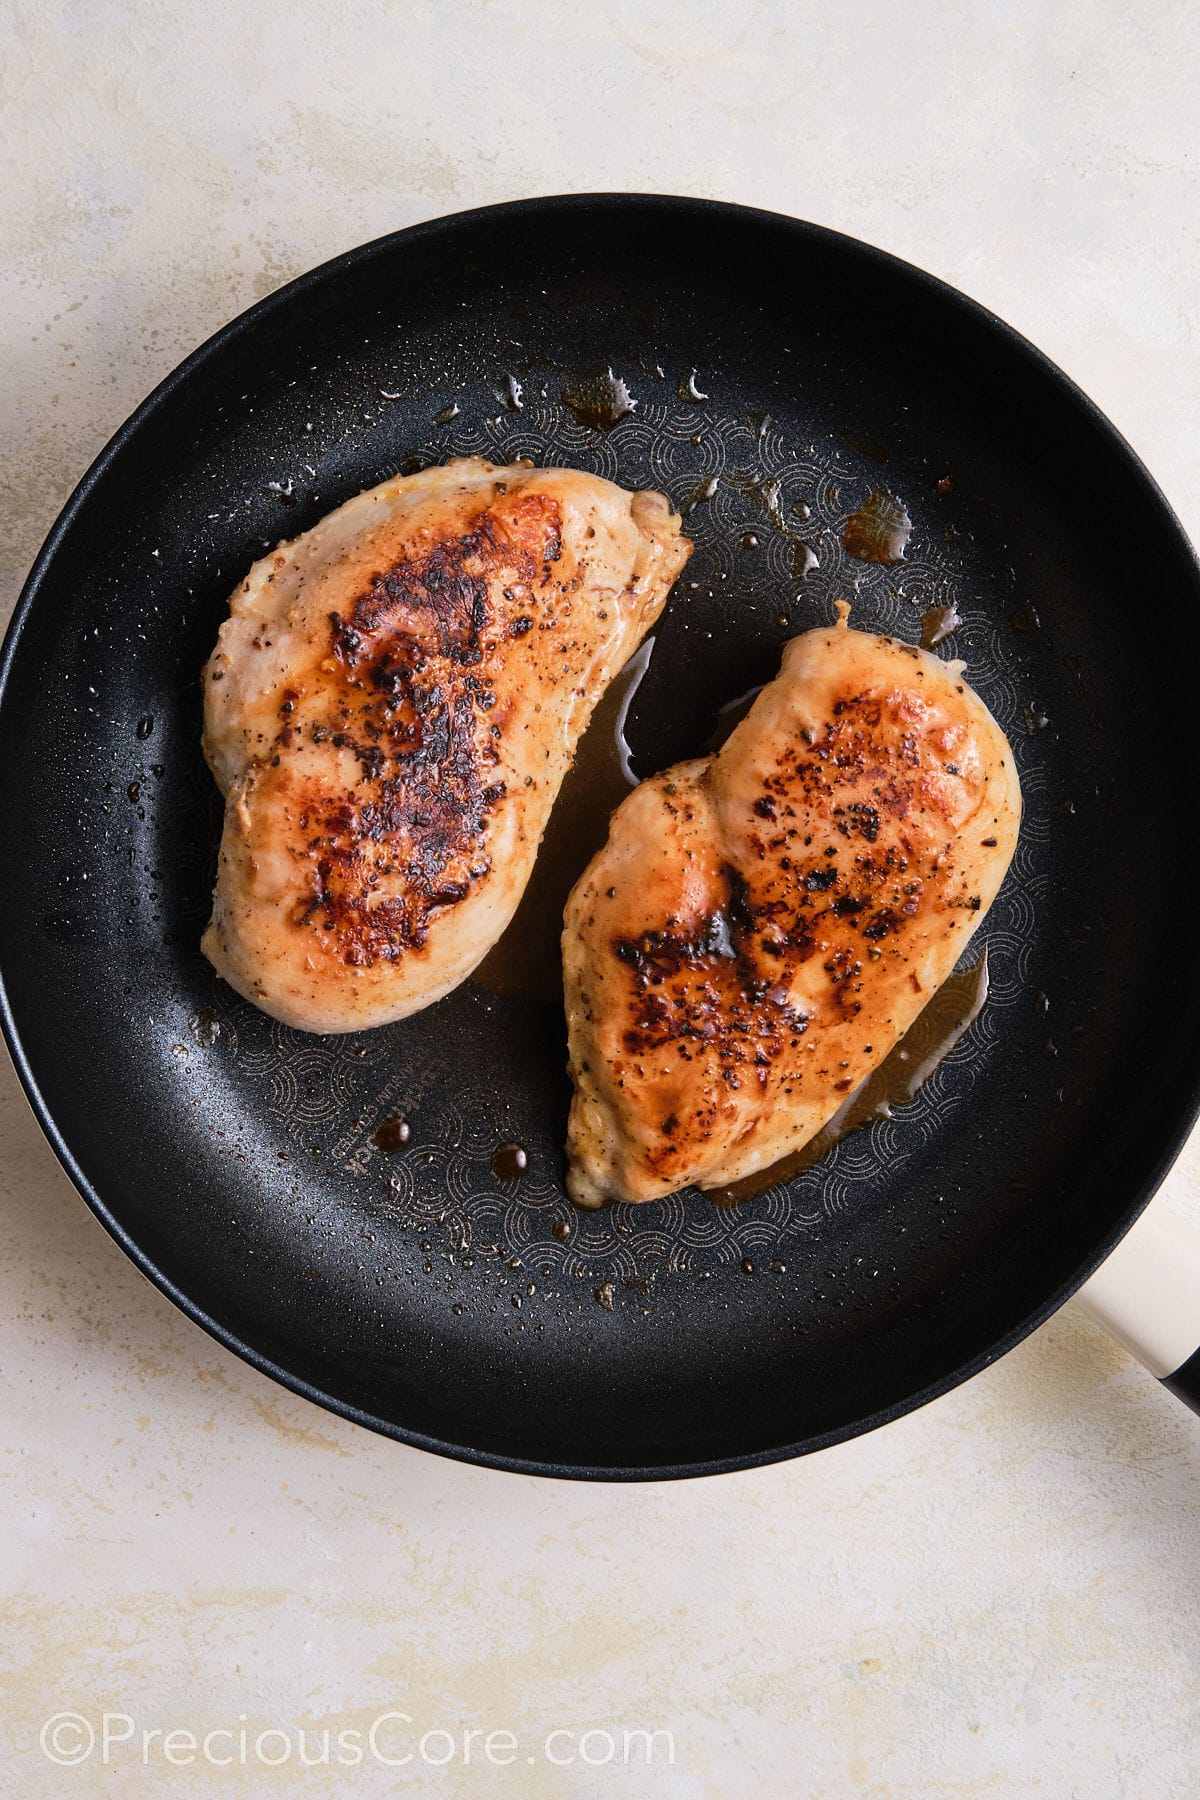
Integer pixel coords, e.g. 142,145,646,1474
374,1116,411,1152
492,1142,528,1180
841,427,890,463
561,369,637,430
921,602,962,649
842,490,912,565
475,644,653,1001
710,949,989,1205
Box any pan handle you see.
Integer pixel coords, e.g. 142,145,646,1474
1076,1202,1200,1414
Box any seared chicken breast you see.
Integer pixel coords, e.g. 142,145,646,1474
203,458,690,1032
563,608,1021,1205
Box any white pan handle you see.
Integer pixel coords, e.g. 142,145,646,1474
1076,1201,1200,1413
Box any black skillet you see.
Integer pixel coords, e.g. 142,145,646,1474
3,196,1200,1479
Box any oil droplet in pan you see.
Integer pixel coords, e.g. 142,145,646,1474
1008,599,1042,634
728,471,815,575
921,602,962,649
842,491,912,565
492,1142,528,1180
789,539,819,578
682,474,719,514
374,1116,411,1152
560,370,637,430
710,950,990,1205
730,470,784,527
188,1010,221,1048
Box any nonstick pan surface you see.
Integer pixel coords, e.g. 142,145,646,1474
3,195,1200,1478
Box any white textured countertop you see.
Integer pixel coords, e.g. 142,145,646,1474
2,4,1199,1794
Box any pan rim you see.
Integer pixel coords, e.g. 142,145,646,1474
3,191,1199,1480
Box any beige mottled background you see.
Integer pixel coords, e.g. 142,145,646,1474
2,2,1200,1795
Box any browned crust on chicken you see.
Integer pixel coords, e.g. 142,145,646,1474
280,492,561,965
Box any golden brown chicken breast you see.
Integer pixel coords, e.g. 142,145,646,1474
202,458,690,1032
563,607,1021,1205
